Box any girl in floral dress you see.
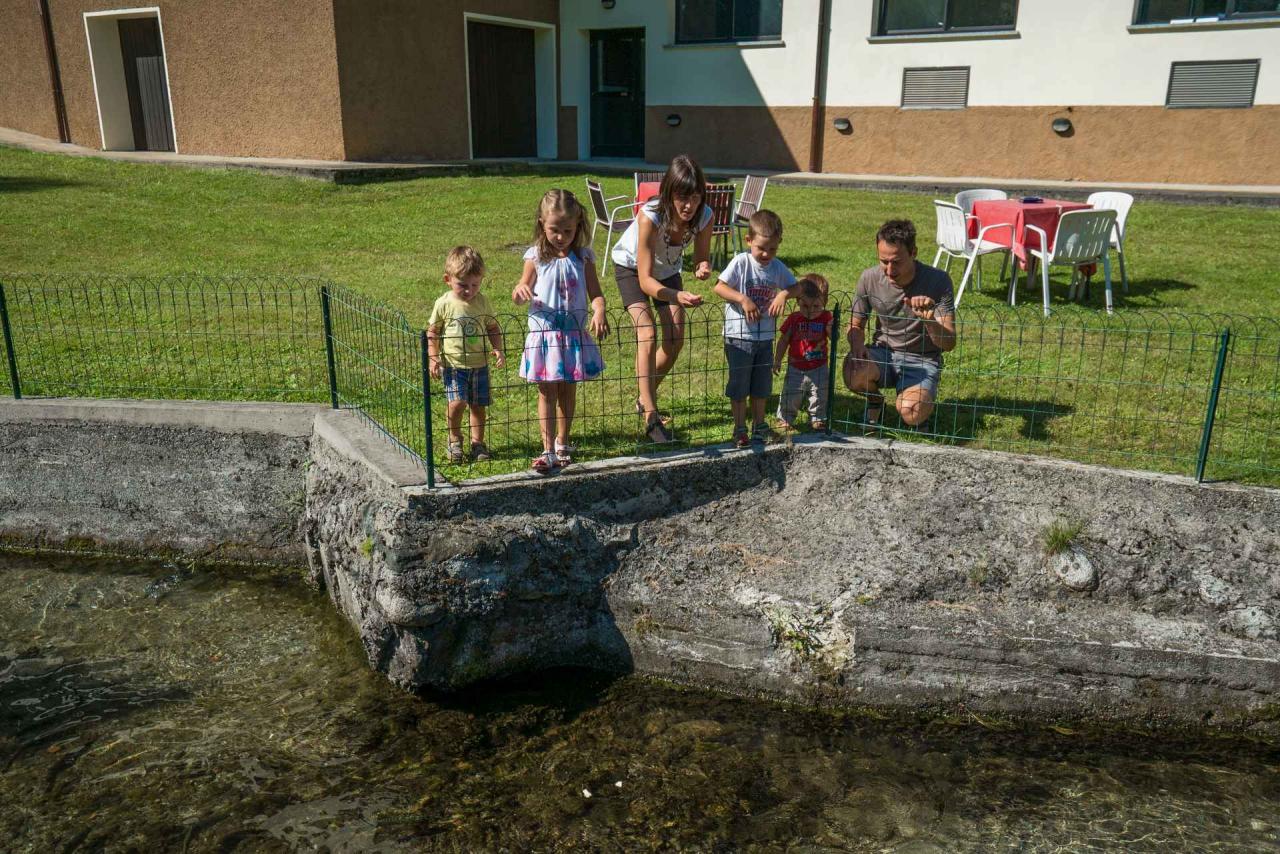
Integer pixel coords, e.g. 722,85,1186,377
513,190,609,472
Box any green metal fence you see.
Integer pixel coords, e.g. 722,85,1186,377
0,274,329,401
1,275,1276,490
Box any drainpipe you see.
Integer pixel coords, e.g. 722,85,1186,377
37,0,71,143
808,0,831,174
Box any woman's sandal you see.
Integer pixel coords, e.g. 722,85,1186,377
635,398,672,426
554,441,575,467
646,414,674,444
531,451,557,474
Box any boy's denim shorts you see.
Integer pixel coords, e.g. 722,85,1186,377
724,338,773,401
866,346,941,397
442,365,491,405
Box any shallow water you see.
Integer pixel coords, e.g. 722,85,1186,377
2,552,1278,853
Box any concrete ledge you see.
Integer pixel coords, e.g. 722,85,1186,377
0,397,323,435
313,409,428,489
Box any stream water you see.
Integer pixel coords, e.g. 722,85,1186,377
2,551,1278,852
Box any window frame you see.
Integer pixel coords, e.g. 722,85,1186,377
1133,0,1280,25
873,0,1019,36
674,0,785,45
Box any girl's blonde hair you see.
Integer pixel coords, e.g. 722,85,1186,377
532,189,590,263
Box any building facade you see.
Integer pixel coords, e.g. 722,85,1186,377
2,1,1277,184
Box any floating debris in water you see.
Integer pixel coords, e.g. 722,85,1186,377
144,563,195,600
581,788,591,798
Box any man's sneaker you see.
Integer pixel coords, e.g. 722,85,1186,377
733,427,751,449
751,422,781,444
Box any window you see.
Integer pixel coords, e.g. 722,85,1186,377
876,0,1017,35
1166,60,1260,107
675,0,783,44
901,67,970,109
1135,0,1280,24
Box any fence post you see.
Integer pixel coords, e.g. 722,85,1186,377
420,330,436,488
320,285,339,410
1194,328,1230,484
824,304,840,435
0,280,19,400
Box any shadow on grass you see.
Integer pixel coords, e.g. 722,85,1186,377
785,253,841,269
0,175,83,193
830,393,1074,443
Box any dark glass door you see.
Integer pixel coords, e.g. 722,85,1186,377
117,17,173,152
468,22,537,158
590,29,645,158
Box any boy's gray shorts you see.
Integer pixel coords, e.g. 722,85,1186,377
724,338,772,400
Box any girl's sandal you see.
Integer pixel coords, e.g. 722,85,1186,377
635,398,672,426
554,441,575,467
531,451,557,474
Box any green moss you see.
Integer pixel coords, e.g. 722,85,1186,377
359,537,375,557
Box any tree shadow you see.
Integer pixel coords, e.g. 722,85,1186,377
0,175,84,193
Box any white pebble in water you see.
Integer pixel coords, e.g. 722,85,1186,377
581,788,592,798
615,781,623,788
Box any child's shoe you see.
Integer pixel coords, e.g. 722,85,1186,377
469,441,491,462
751,422,781,445
531,450,557,474
554,440,575,467
446,441,465,464
810,420,827,433
733,427,750,449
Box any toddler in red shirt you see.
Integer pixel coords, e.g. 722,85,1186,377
772,275,833,431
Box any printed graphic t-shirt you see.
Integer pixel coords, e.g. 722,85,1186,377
781,310,833,371
719,252,797,342
428,290,495,369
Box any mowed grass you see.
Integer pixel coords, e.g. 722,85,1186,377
1,146,1277,485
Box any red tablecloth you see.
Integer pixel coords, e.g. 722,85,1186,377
634,181,660,216
971,198,1092,268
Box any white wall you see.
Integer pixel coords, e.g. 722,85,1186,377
559,0,1280,126
827,0,1280,107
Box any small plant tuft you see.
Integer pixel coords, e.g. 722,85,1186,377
1042,518,1086,556
359,536,375,557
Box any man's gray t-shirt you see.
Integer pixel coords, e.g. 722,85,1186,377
851,262,955,362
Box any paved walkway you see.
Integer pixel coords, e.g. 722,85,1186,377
4,126,1277,205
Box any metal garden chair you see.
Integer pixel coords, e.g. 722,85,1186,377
585,179,635,275
704,183,737,267
732,175,769,251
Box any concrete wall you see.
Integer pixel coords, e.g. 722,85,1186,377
0,1,60,141
35,0,345,159
333,0,560,161
0,399,322,566
306,416,1280,733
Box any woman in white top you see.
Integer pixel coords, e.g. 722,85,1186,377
611,155,714,443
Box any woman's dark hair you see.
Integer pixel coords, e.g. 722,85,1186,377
876,219,917,255
656,154,707,243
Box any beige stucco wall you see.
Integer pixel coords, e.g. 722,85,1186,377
0,1,61,141
645,104,1280,186
333,0,559,161
43,0,344,159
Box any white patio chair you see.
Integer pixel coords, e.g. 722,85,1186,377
932,201,1013,308
733,175,769,251
1018,208,1118,316
586,179,635,274
1086,191,1133,294
955,189,1009,279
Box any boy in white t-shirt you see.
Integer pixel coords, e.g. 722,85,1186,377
713,210,798,447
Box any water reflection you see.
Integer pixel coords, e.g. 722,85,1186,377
1,552,1277,852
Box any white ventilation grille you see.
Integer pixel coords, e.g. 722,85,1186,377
901,67,970,110
1167,60,1260,109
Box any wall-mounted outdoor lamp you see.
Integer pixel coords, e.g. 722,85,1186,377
1051,117,1073,135
601,0,615,8
666,114,682,127
832,117,852,133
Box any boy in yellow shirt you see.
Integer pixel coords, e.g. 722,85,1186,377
427,246,505,462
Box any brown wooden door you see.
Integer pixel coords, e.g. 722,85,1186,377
118,17,174,152
467,22,536,158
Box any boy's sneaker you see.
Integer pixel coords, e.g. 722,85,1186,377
751,422,780,444
446,441,465,464
810,420,827,433
469,441,491,462
733,427,751,449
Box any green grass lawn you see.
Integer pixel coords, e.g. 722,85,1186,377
1,146,1277,485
